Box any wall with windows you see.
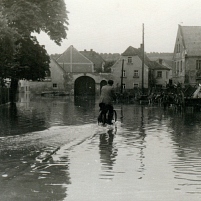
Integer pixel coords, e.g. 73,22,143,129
111,55,149,90
153,70,170,87
27,58,65,94
172,26,186,85
50,58,66,91
184,57,201,85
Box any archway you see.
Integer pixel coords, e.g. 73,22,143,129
74,76,95,96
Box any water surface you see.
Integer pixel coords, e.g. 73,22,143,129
0,95,201,200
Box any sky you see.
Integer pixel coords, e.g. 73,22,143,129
35,0,201,55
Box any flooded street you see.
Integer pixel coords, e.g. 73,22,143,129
1,94,201,200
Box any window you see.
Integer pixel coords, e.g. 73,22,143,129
196,60,201,70
180,61,182,73
123,70,126,77
157,71,162,78
133,83,139,88
122,83,126,89
128,57,132,64
133,70,139,77
176,43,180,53
175,62,177,75
177,62,179,75
53,83,58,88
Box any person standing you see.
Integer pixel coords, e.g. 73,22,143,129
99,80,116,125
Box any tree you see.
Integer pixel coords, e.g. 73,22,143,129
14,36,50,81
0,0,69,102
1,0,68,45
104,61,115,73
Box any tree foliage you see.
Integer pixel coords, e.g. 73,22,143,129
0,0,69,82
0,0,69,102
1,0,69,45
13,36,50,81
104,61,115,73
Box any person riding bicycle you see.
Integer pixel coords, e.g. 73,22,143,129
99,80,116,125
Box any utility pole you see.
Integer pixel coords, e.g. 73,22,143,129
121,59,124,94
142,23,144,95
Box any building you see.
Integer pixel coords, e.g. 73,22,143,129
111,46,149,92
56,45,94,73
155,58,173,83
148,60,171,88
173,25,201,86
28,45,113,96
80,49,105,73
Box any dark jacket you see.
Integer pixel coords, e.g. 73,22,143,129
99,85,116,105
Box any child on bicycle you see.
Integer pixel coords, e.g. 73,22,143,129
99,80,116,125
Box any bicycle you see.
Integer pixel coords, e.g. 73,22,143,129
98,108,117,125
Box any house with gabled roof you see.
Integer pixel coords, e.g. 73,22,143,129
28,57,68,95
173,25,201,86
56,45,94,73
111,46,149,91
148,60,171,88
27,45,112,96
80,49,105,73
111,46,173,93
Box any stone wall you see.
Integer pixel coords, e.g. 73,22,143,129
29,81,52,95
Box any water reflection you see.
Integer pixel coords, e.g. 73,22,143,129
0,102,47,136
0,95,99,136
2,95,201,200
99,128,118,179
167,111,201,194
0,146,71,201
74,95,95,108
138,106,146,178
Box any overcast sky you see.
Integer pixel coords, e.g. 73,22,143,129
35,0,201,55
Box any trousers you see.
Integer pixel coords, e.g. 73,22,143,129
99,103,114,125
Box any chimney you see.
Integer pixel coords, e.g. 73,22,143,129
84,49,86,51
159,59,163,64
90,49,93,51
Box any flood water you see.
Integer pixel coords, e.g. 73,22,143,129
1,93,201,200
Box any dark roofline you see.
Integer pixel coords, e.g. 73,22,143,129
148,61,170,70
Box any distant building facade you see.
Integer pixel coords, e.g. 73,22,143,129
173,25,201,86
111,46,149,91
149,60,171,88
56,45,94,73
80,49,105,73
29,45,113,96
